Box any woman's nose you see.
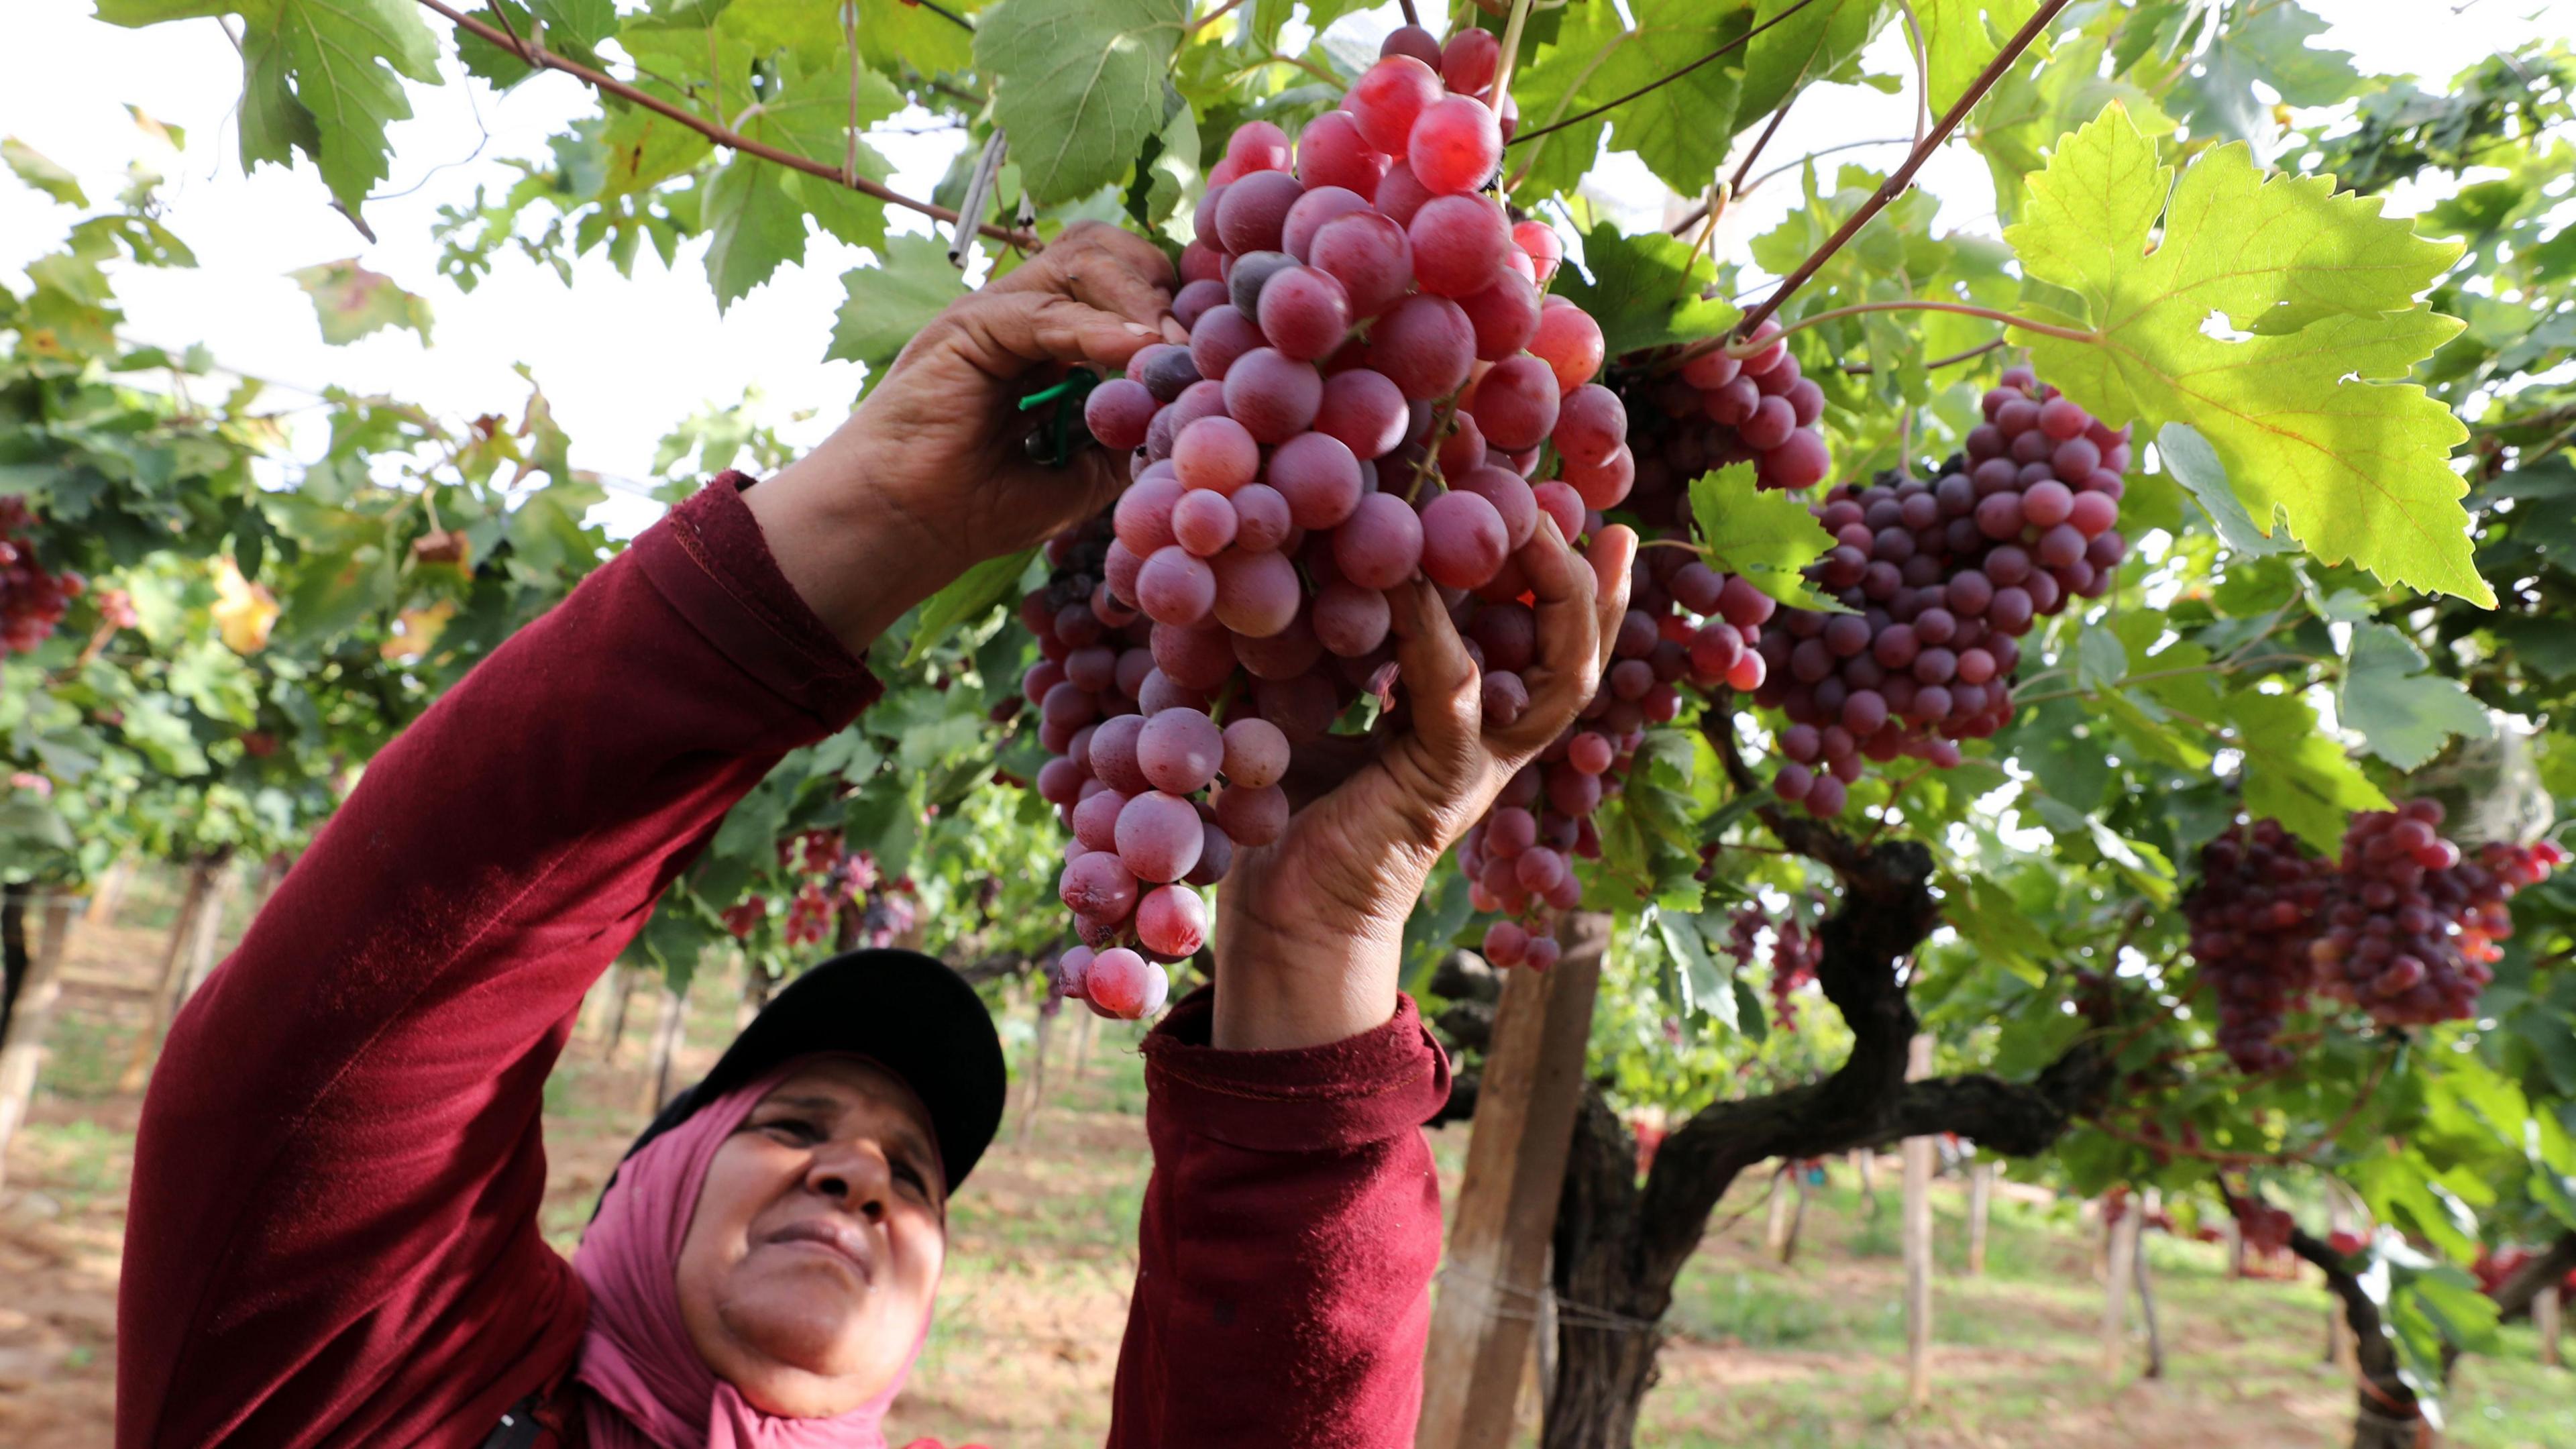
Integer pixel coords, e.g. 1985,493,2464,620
807,1142,893,1223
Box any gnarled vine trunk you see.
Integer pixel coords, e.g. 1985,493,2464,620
1538,834,2115,1447
2284,1227,2422,1449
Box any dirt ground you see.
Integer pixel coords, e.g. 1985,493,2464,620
3,883,2569,1448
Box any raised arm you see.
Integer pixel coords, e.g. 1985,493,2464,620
1111,517,1637,1446
118,224,1174,1449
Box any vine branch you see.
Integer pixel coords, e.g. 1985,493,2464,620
1735,0,2071,338
413,0,1034,246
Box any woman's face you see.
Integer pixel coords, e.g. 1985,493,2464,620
676,1057,947,1417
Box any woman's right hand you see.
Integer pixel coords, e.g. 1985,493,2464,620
745,222,1180,653
1210,518,1638,1051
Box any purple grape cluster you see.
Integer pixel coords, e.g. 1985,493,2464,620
2186,819,2333,1071
1748,368,2131,815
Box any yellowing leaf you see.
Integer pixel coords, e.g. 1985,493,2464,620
2003,103,2486,604
382,600,455,662
288,258,433,345
212,556,280,654
3,138,88,206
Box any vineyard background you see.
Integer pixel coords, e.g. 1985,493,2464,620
4,868,2569,1448
6,0,2576,1444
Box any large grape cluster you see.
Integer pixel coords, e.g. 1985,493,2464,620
2185,819,2333,1071
2312,800,2565,1026
1745,368,2129,814
1,497,81,657
1026,33,1632,990
1625,321,1832,505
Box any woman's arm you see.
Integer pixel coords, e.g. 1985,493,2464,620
1110,522,1637,1446
117,225,1175,1449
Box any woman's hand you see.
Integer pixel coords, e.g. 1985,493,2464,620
745,222,1181,653
1211,518,1638,1051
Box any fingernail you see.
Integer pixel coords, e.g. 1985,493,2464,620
1122,322,1156,337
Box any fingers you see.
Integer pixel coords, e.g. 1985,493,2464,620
1494,515,1607,753
1585,525,1638,677
1385,576,1482,770
932,289,1162,383
994,220,1177,332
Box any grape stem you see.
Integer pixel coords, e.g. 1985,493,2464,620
411,0,1037,247
1491,0,1538,115
1188,0,1252,35
1733,0,2074,340
1680,300,2096,369
1840,335,2005,377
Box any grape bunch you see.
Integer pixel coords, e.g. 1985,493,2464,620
1033,38,1628,980
2184,819,2333,1072
722,830,915,951
1,496,81,657
2310,799,2565,1026
1767,912,1820,1030
1744,368,2129,814
1623,322,1833,508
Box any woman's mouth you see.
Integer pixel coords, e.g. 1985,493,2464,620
765,1218,877,1285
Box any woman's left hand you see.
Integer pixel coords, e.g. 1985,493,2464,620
1211,517,1637,1051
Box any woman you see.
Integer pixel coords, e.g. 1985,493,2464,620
115,222,1634,1449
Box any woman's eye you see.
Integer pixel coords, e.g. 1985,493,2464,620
761,1118,819,1143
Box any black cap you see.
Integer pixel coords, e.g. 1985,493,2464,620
608,949,1007,1200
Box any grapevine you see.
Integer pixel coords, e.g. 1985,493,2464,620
1,496,83,657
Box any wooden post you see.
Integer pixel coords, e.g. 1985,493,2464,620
2536,1285,2562,1370
2220,1214,2244,1280
1901,1033,1936,1409
2326,1194,2359,1375
85,855,136,926
174,859,239,1005
1855,1147,1880,1215
1766,1166,1796,1257
642,980,688,1114
1018,998,1057,1146
2103,1191,2140,1379
0,894,77,1192
1416,912,1607,1449
600,964,639,1059
2135,1189,2164,1380
1966,1159,1994,1276
116,859,217,1093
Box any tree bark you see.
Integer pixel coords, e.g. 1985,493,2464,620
0,892,76,1193
1018,998,1057,1146
174,859,238,1005
2283,1224,2422,1449
116,855,224,1094
1540,834,2116,1448
2535,1285,2561,1371
2135,1189,2164,1381
599,963,639,1059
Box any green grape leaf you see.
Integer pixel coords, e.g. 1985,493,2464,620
1507,0,1750,201
1550,225,1737,361
1739,0,1886,125
2174,0,2359,154
827,233,969,387
2004,104,2485,604
2154,421,2294,557
1686,464,1846,611
98,0,443,211
2222,686,2390,853
286,258,433,344
2338,623,2492,770
906,549,1037,667
975,0,1191,205
3,138,88,206
1915,0,2037,115
700,157,808,311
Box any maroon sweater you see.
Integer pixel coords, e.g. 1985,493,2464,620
117,476,1448,1449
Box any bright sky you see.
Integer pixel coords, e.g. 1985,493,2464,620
2,0,2567,537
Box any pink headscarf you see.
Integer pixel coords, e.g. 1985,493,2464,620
570,1060,933,1449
